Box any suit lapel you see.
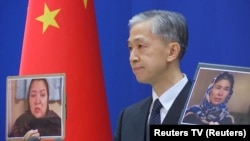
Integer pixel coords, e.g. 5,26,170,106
162,81,192,124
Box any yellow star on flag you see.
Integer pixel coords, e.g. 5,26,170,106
36,3,61,34
83,0,88,8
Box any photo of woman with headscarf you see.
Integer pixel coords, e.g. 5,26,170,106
182,71,235,125
9,78,61,139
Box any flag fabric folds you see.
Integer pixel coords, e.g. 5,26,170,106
19,0,112,140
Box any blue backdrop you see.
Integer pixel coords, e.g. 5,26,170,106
1,0,250,139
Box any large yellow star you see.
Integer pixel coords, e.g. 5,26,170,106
36,3,61,34
83,0,88,8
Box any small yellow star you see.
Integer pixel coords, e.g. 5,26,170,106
36,3,61,34
83,0,88,9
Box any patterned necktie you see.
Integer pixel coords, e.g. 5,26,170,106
149,98,162,125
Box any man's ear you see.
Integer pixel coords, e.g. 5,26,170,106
166,42,180,62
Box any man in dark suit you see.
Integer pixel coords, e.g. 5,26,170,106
113,9,191,141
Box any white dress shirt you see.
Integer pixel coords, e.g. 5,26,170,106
148,73,188,123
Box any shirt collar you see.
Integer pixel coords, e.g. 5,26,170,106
152,73,188,111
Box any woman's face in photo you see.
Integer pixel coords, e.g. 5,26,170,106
29,80,48,118
209,79,231,105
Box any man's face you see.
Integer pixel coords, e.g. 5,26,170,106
128,21,170,85
29,80,48,118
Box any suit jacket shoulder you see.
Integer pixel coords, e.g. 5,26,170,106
113,97,152,141
162,80,192,124
114,80,192,141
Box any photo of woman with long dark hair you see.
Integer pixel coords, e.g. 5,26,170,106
9,78,61,139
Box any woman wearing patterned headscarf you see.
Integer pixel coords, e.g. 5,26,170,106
182,71,235,125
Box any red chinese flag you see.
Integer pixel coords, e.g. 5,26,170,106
19,0,112,140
